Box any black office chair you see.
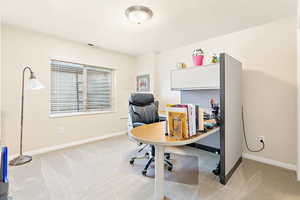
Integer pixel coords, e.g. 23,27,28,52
128,93,173,176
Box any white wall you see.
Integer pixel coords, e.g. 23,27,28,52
297,0,300,180
1,25,136,155
135,53,156,94
140,17,297,166
0,22,2,145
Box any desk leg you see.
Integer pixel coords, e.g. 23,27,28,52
154,145,165,200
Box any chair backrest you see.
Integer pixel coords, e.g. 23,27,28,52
128,93,159,126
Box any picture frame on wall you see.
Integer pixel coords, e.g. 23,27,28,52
136,74,150,92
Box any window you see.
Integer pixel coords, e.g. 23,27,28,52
51,60,113,115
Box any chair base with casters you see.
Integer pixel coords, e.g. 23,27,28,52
128,93,173,176
213,161,221,176
130,145,173,176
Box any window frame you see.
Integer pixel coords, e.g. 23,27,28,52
49,59,116,118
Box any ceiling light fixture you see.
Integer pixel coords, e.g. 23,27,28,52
125,5,153,24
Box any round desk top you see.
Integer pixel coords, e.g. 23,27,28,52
129,121,220,146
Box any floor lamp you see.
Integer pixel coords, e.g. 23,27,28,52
9,67,44,166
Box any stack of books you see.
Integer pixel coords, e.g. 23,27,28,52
166,104,205,139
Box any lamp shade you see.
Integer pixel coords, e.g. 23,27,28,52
26,78,45,90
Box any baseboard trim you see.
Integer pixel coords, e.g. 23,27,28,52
9,131,127,161
242,153,296,171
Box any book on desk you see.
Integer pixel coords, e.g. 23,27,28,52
166,104,213,139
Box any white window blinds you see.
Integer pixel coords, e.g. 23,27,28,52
86,67,112,111
51,60,113,115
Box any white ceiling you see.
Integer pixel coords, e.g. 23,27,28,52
1,0,297,55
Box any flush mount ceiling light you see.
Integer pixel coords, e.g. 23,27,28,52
125,5,153,24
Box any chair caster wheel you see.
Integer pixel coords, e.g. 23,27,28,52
129,159,134,165
168,166,173,171
212,168,220,176
213,162,220,176
142,170,147,176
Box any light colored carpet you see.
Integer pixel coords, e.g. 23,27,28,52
8,135,300,200
127,153,200,185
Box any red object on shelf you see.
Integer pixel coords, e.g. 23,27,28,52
192,55,204,66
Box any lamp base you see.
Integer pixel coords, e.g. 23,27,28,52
9,155,32,166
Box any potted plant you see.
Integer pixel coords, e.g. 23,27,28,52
192,49,204,66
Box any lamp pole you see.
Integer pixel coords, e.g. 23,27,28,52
9,67,37,166
20,67,35,155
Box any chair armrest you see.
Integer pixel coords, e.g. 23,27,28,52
133,122,146,128
159,116,167,122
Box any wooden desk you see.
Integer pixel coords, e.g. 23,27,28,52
129,121,219,200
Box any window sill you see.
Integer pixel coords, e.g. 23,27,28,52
49,110,116,118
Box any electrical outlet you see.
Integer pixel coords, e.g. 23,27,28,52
258,136,265,143
57,126,65,134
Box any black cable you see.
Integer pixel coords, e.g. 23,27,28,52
242,106,265,152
